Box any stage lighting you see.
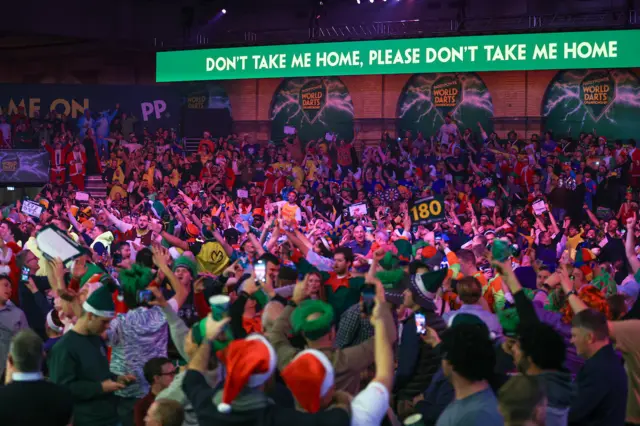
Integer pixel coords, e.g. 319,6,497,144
222,8,227,14
357,0,360,3
369,0,374,3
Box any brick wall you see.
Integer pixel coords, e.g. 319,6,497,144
224,68,640,142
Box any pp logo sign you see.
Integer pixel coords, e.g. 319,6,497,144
141,100,167,121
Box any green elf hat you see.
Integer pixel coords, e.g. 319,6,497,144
118,263,154,309
412,241,429,257
394,239,413,265
79,262,107,288
412,267,448,297
379,252,399,271
82,285,116,318
173,255,198,278
291,300,335,341
150,200,165,219
498,308,520,336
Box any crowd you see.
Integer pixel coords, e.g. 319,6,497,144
0,104,640,426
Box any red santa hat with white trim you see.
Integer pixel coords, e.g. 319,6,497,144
280,349,335,413
216,334,277,414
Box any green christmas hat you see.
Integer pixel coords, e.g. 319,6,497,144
291,300,335,341
414,267,448,294
150,200,165,219
82,285,116,318
118,263,154,308
379,252,399,271
394,239,412,264
412,240,429,257
80,262,106,288
498,308,520,336
173,255,198,277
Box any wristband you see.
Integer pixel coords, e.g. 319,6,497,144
566,289,578,298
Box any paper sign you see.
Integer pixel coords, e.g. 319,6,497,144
237,189,249,198
284,125,296,135
21,200,44,218
75,191,90,202
348,203,368,217
325,132,335,142
532,199,547,215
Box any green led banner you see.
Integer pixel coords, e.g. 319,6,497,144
156,30,640,82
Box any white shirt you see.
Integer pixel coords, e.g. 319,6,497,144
439,123,458,144
351,381,390,426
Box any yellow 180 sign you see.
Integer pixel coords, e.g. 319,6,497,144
410,196,445,224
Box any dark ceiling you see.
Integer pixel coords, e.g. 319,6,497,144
0,0,638,56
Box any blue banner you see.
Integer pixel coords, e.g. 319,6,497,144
0,150,49,185
0,83,232,134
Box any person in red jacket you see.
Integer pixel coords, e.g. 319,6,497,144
67,143,87,190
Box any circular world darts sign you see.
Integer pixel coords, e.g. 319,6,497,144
270,77,354,143
396,72,495,139
542,69,640,140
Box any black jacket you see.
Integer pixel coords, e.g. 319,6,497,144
394,306,447,401
569,344,627,426
0,379,73,426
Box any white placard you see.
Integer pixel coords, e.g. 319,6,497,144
237,189,249,198
284,126,296,135
348,203,368,217
75,191,90,202
21,200,44,218
532,199,547,216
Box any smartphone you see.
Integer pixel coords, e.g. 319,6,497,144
113,252,123,267
254,260,266,286
136,289,155,306
20,266,30,283
362,284,376,316
415,313,427,335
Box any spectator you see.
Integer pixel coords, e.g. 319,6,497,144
134,357,177,426
0,329,73,426
49,285,137,426
498,375,547,426
434,320,504,426
0,274,27,380
144,399,185,426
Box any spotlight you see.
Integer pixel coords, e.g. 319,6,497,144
319,0,323,5
221,8,227,14
357,0,360,3
369,0,373,3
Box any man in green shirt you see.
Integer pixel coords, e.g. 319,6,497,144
49,285,136,426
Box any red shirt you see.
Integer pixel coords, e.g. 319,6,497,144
134,391,156,426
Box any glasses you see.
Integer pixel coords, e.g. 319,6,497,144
159,369,177,376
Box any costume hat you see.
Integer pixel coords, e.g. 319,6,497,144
216,334,276,413
281,349,334,413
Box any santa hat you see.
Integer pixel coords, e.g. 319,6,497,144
281,349,334,413
216,334,277,414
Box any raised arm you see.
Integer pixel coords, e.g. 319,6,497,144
625,216,640,274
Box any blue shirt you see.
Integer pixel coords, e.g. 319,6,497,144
436,388,504,426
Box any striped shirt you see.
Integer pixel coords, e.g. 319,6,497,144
107,300,178,398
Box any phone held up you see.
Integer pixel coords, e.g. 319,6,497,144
20,266,30,283
415,313,427,335
254,260,267,287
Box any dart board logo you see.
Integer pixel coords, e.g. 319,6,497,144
1,156,19,173
300,79,326,124
580,70,615,122
431,75,462,117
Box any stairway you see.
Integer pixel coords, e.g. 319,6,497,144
85,175,107,199
184,137,200,154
